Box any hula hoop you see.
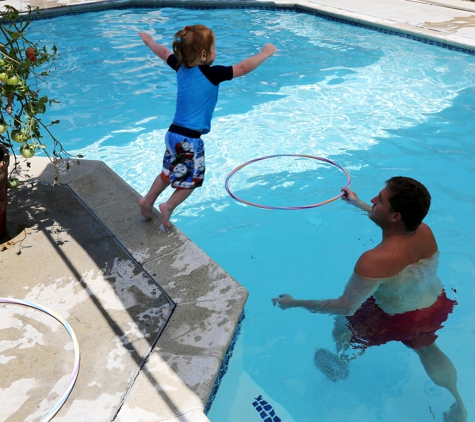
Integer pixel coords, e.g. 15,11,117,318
0,298,80,422
225,154,351,210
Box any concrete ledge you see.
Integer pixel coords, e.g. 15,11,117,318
9,0,474,53
2,157,248,422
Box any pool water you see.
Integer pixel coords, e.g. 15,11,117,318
28,7,475,421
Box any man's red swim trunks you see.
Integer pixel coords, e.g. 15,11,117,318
345,291,456,350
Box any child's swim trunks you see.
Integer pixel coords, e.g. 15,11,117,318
161,124,205,189
345,291,456,350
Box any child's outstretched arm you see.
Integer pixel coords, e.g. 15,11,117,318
233,43,276,78
139,32,173,62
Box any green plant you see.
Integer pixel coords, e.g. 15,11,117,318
0,5,80,186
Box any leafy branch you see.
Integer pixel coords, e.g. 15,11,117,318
0,5,81,187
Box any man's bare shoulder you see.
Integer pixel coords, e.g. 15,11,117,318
417,222,436,241
355,223,438,279
354,248,396,279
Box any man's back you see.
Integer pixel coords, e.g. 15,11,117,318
357,223,441,314
355,223,438,279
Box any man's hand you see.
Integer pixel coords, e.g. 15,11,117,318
341,187,372,212
341,187,359,204
272,294,295,310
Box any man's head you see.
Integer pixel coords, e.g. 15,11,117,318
385,176,431,231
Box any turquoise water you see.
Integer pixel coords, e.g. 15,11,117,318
29,8,475,421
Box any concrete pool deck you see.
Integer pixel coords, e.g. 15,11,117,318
1,0,475,421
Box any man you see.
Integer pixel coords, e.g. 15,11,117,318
272,177,466,422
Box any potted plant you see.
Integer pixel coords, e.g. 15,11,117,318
0,5,79,239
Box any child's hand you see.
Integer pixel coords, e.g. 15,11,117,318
138,32,153,45
262,43,277,58
138,34,172,61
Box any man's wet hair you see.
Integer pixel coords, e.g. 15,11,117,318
385,176,431,231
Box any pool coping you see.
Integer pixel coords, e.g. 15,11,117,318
5,157,249,422
3,0,475,421
15,0,475,53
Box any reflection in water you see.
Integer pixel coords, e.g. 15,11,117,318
272,177,467,422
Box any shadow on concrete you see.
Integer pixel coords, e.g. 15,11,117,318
0,173,194,420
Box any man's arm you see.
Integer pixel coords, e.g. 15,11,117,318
341,187,372,212
139,32,173,62
232,43,276,78
271,272,381,316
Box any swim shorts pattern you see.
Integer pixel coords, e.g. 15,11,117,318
161,131,205,189
345,291,456,350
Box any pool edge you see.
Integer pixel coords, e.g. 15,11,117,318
23,157,249,422
14,0,475,53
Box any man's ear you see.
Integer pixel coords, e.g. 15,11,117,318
391,211,402,223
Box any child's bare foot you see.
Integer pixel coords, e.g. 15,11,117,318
443,403,467,422
159,203,173,229
139,197,154,221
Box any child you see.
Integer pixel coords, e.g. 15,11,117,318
138,25,276,229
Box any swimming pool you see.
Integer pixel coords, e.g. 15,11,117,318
29,7,475,421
